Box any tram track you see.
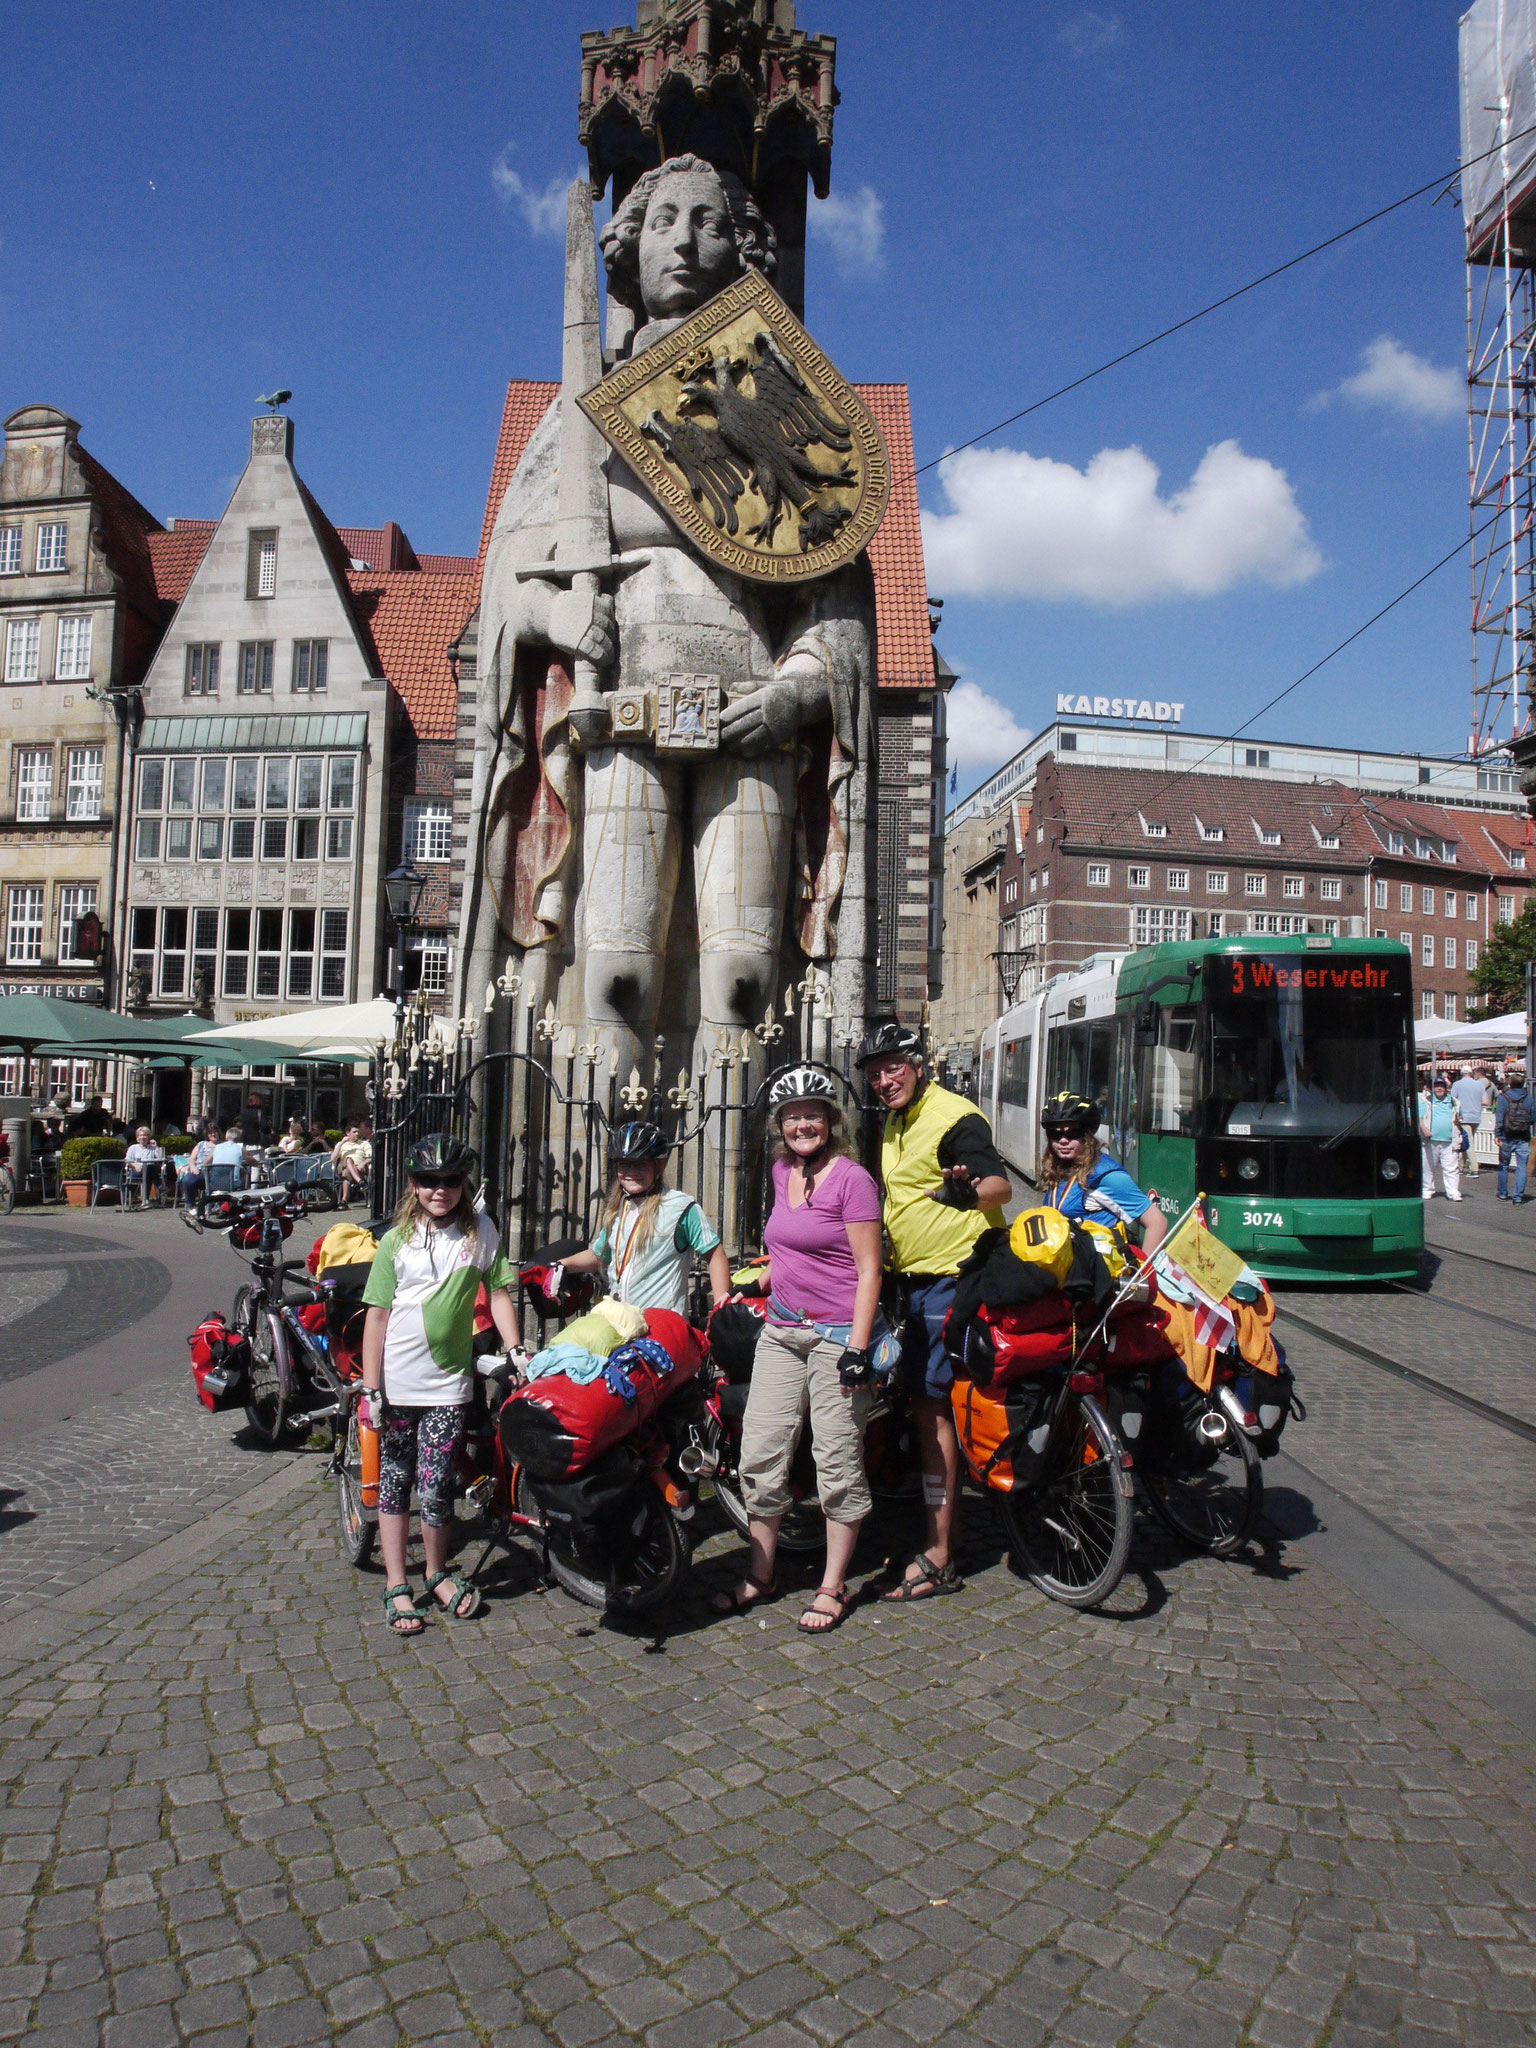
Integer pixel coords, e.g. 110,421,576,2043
1387,1278,1536,1344
1279,1306,1536,1448
1423,1234,1536,1281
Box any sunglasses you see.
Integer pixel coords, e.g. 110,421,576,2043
412,1172,465,1191
1045,1126,1084,1140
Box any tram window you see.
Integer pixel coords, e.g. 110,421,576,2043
1046,1022,1115,1127
980,1044,996,1109
999,1035,1032,1108
1136,1005,1198,1135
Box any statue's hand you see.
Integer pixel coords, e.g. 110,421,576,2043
548,588,616,672
719,672,828,756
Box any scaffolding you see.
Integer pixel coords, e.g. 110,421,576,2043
1463,0,1536,759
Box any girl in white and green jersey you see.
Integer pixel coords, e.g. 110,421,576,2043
361,1135,518,1636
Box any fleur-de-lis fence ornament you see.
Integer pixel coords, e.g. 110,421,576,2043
535,1000,558,1044
620,1066,650,1112
459,1006,477,1041
383,1060,405,1103
667,1067,696,1114
579,1034,602,1070
755,1001,784,1049
496,958,522,1002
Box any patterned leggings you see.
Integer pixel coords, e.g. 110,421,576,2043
376,1404,465,1527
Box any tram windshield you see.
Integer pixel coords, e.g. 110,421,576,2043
1204,954,1414,1140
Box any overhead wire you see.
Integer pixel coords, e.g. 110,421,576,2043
916,124,1536,477
1094,510,1506,842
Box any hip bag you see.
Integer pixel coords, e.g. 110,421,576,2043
768,1295,902,1378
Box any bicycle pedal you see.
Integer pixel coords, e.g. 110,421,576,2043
463,1476,495,1512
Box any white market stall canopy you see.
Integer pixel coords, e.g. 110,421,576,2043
1414,1010,1529,1055
185,998,454,1062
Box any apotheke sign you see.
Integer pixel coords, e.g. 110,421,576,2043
1056,694,1184,724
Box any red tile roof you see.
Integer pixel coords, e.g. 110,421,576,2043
476,377,936,690
1042,760,1369,861
337,522,418,571
147,523,214,606
346,570,477,741
416,552,477,575
478,381,560,564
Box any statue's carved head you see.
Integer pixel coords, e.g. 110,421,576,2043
600,153,776,322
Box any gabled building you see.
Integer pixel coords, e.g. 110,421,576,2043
0,406,167,1046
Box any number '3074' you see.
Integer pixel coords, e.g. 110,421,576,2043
1240,1208,1284,1228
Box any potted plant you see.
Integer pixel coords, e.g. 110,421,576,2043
60,1135,127,1207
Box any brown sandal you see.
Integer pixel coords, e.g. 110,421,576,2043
798,1586,850,1634
882,1554,963,1602
710,1573,778,1615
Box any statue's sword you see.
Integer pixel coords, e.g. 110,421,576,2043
517,178,643,747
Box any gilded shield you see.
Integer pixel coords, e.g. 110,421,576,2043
578,271,890,584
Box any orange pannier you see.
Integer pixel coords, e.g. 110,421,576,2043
950,1378,1052,1493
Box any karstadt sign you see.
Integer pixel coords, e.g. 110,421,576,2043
1056,693,1184,723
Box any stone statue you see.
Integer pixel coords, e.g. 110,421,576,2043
462,154,876,1085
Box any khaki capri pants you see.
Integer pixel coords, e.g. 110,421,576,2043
738,1321,875,1524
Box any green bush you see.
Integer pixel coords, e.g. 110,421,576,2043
60,1136,127,1182
161,1133,196,1156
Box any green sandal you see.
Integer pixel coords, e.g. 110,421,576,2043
382,1583,426,1636
424,1569,482,1621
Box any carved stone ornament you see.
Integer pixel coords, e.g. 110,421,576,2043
655,676,721,753
578,271,889,585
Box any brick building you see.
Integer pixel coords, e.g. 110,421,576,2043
458,378,948,1027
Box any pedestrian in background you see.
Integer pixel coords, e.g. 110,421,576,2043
1418,1074,1463,1202
1450,1064,1487,1176
1496,1062,1533,1204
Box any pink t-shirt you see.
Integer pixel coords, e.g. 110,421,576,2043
764,1155,882,1327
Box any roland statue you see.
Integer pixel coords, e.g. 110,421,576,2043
461,154,876,1082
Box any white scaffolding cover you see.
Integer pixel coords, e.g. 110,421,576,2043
1462,0,1536,255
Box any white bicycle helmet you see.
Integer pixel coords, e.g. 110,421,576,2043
768,1065,841,1121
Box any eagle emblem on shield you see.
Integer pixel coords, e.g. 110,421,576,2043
579,271,890,584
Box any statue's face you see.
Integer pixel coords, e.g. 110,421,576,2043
638,169,739,319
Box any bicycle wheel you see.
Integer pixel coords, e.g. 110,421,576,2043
334,1405,377,1567
1000,1395,1133,1609
0,1166,13,1216
513,1466,689,1615
711,1468,825,1554
244,1309,292,1446
1142,1403,1261,1557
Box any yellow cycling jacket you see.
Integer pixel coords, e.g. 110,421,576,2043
882,1081,1006,1277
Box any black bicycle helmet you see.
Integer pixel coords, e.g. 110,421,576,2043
1040,1091,1097,1132
406,1132,478,1178
855,1021,924,1070
607,1120,669,1164
767,1064,841,1120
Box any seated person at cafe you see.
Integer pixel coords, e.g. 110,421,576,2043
207,1123,254,1190
123,1126,168,1202
67,1094,114,1138
331,1120,372,1206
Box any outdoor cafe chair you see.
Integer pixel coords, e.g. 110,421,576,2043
206,1162,248,1195
90,1159,141,1212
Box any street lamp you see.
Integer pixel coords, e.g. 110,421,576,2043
383,861,427,1030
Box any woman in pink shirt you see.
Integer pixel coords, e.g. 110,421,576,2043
713,1067,883,1634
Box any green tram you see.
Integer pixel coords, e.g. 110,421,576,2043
976,934,1423,1283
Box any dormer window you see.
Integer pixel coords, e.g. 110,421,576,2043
1138,813,1168,838
1252,821,1281,846
1513,852,1528,871
1310,823,1341,849
1388,832,1405,855
1196,818,1225,842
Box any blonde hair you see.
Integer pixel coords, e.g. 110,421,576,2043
1038,1129,1102,1197
601,1167,669,1267
392,1175,479,1242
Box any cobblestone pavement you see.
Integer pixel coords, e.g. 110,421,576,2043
2,1205,1536,2045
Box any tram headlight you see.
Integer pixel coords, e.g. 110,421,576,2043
1238,1156,1261,1182
1380,1157,1402,1182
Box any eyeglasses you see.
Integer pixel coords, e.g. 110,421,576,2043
412,1173,465,1191
1045,1126,1083,1141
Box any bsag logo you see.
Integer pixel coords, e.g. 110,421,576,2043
1057,694,1184,723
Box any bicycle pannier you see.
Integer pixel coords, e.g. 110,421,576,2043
528,1443,652,1575
950,1378,1052,1492
188,1311,252,1413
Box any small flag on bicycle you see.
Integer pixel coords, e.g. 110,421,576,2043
1157,1199,1247,1308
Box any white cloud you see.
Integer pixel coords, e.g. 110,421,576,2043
946,679,1034,770
807,185,884,277
920,439,1322,606
1316,334,1463,423
1059,10,1123,57
491,145,571,238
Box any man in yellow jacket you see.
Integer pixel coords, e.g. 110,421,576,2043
860,1023,1012,1602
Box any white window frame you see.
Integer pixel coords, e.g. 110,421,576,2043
185,643,221,697
65,747,103,821
53,614,92,681
1445,992,1457,1022
1320,878,1341,901
1399,930,1411,950
1282,875,1303,899
1132,905,1192,946
412,936,451,997
1127,865,1150,890
5,618,40,683
1445,890,1457,919
1444,935,1456,971
56,884,98,965
1466,893,1478,921
1422,886,1434,915
404,799,453,864
1421,991,1434,1021
1085,864,1109,887
1205,871,1228,895
1400,882,1413,912
1421,933,1434,967
1499,895,1515,924
1244,873,1266,897
1166,868,1188,891
1468,938,1479,971
292,639,328,694
0,528,20,576
15,748,52,821
6,885,44,965
34,522,67,573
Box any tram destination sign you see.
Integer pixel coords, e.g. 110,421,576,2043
1215,955,1411,1000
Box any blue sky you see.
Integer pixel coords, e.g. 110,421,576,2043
1,2,1479,797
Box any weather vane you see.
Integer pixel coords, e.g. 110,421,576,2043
256,389,292,414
